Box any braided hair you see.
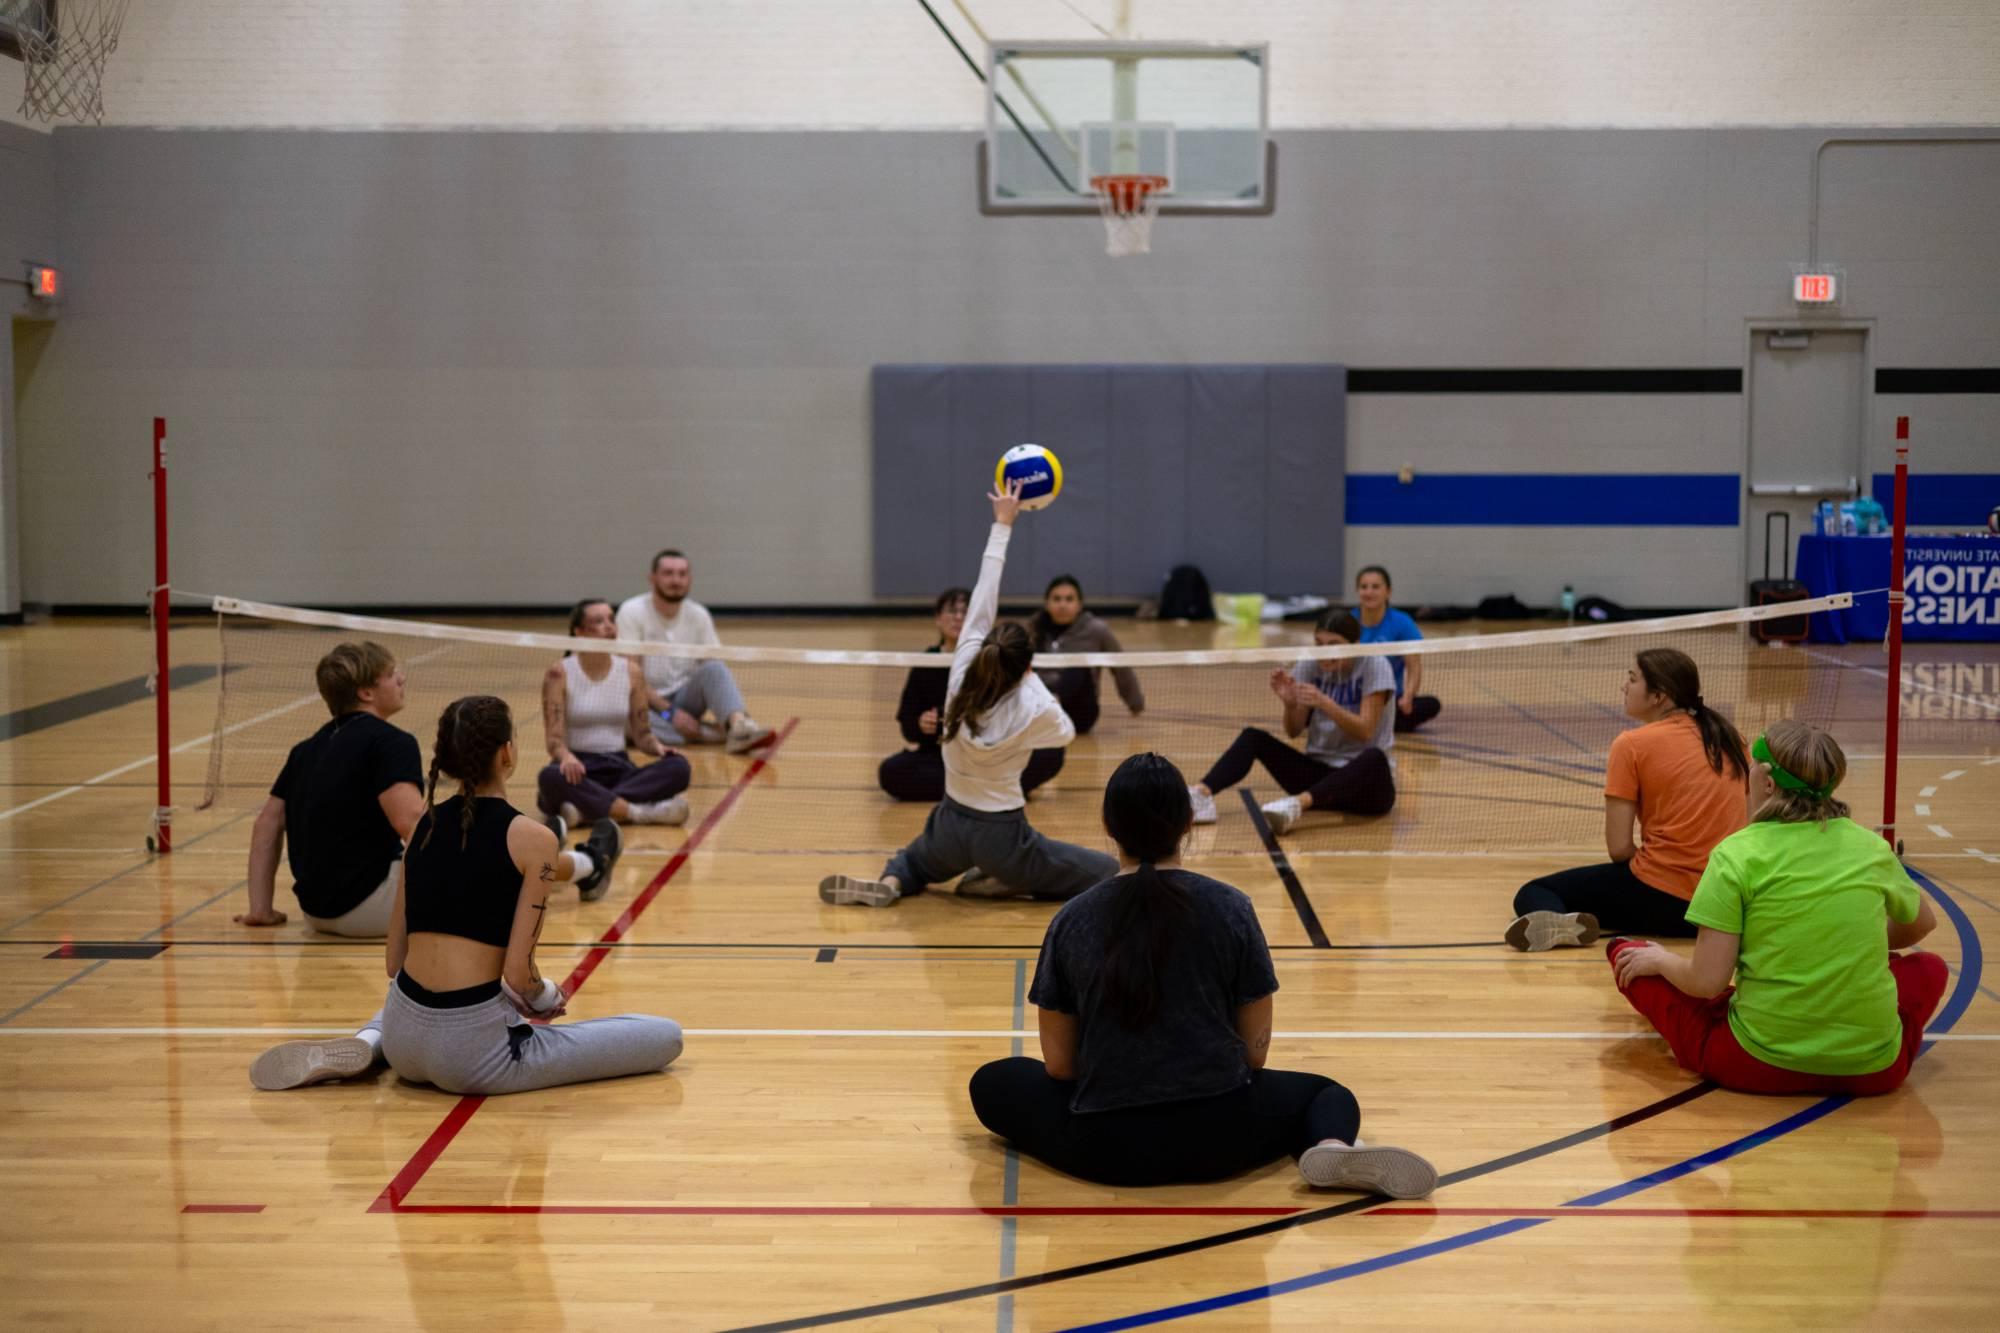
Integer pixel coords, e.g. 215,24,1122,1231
420,694,515,848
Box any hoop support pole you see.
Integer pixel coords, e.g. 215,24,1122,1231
1881,417,1910,849
152,416,172,854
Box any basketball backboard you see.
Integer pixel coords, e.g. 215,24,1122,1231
980,40,1272,216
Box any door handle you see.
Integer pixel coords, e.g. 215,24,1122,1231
1749,482,1858,498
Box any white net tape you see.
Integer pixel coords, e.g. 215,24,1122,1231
14,0,130,124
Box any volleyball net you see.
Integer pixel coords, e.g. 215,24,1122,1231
186,592,1902,860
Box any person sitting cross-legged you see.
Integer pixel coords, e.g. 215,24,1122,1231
615,548,775,756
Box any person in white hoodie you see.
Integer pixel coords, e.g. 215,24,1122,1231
818,479,1117,908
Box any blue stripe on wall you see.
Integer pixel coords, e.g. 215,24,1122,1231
1345,473,1740,527
1871,474,2000,528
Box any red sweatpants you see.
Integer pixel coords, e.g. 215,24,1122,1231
1609,941,1950,1096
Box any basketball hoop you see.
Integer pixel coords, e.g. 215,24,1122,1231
12,1,132,125
1090,174,1169,258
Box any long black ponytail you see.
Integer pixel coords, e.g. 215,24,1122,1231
1096,752,1194,1030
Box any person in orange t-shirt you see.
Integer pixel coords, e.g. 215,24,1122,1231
1504,648,1749,951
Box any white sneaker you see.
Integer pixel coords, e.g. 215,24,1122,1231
1261,795,1303,835
726,716,776,755
629,796,690,826
559,801,582,827
249,1037,378,1091
818,874,900,908
1504,911,1602,953
1188,786,1218,825
1298,1139,1438,1198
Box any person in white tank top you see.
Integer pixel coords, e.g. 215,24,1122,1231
538,600,694,848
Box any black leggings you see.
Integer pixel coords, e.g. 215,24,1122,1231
1199,727,1396,817
1512,860,1695,937
1393,695,1442,733
876,747,1064,803
1045,668,1101,736
968,1056,1361,1187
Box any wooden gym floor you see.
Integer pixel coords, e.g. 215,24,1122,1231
1,613,1996,1331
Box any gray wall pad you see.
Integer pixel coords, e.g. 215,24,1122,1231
872,364,1344,599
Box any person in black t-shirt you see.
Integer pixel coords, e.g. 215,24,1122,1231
968,753,1438,1195
237,641,427,937
877,586,1062,803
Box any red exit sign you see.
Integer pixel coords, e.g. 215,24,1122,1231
1793,272,1838,304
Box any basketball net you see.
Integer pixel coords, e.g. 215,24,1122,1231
1091,174,1168,258
14,0,131,124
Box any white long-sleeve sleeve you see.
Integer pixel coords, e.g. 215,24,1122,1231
948,522,1012,703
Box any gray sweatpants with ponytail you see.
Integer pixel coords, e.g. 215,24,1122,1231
378,980,683,1096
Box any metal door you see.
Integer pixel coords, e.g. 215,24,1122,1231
1745,329,1867,585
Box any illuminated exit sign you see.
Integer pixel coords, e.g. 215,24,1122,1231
1793,272,1838,304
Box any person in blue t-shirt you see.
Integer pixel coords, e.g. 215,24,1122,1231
1185,610,1397,836
1354,565,1441,733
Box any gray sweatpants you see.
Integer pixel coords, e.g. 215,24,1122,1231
649,659,748,744
884,797,1117,902
378,978,683,1096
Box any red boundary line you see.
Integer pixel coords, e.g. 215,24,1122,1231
368,720,797,1214
381,1204,1307,1217
1367,1206,2000,1220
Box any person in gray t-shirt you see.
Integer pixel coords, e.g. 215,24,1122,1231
967,753,1436,1196
1186,610,1398,836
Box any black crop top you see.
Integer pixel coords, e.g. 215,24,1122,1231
402,796,528,949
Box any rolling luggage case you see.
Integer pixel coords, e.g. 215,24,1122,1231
1749,512,1811,644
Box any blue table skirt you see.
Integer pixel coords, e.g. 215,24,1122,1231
1797,534,2000,643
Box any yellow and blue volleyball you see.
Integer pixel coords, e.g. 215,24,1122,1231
996,443,1063,511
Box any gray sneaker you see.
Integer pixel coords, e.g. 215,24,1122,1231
1188,786,1218,825
249,1037,377,1091
726,717,776,754
1298,1140,1438,1198
818,874,900,908
1504,911,1601,952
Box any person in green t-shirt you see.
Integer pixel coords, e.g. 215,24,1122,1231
1605,720,1949,1095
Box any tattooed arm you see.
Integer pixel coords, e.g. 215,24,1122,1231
502,817,564,1011
543,662,586,785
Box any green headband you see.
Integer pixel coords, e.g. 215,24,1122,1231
1752,734,1836,800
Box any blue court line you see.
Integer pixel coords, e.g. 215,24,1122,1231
1069,864,1983,1332
997,957,1026,1333
1470,684,1598,758
1,810,254,934
1408,735,1604,778
0,960,110,1024
141,879,248,941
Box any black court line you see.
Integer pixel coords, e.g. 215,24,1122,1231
44,942,166,959
720,1081,1719,1332
0,937,1528,954
814,948,838,963
1242,790,1331,948
0,664,227,742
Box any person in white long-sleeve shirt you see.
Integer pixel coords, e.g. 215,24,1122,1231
819,480,1117,908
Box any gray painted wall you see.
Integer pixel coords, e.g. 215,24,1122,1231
7,127,1997,610
0,121,59,617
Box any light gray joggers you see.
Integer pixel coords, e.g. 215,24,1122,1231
378,980,683,1096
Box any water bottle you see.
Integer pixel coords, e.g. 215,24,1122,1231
1559,585,1576,624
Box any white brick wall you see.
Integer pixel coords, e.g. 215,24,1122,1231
4,0,1997,131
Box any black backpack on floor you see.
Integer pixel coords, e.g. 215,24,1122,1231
1159,565,1215,621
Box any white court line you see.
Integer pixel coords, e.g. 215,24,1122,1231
1929,824,1953,839
0,647,450,824
1944,769,1968,781
1,1025,1996,1042
1917,804,1933,817
1921,786,1938,797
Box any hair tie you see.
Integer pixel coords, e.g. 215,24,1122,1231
1752,733,1835,800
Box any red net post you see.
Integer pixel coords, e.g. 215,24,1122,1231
152,417,172,853
1881,416,1910,849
